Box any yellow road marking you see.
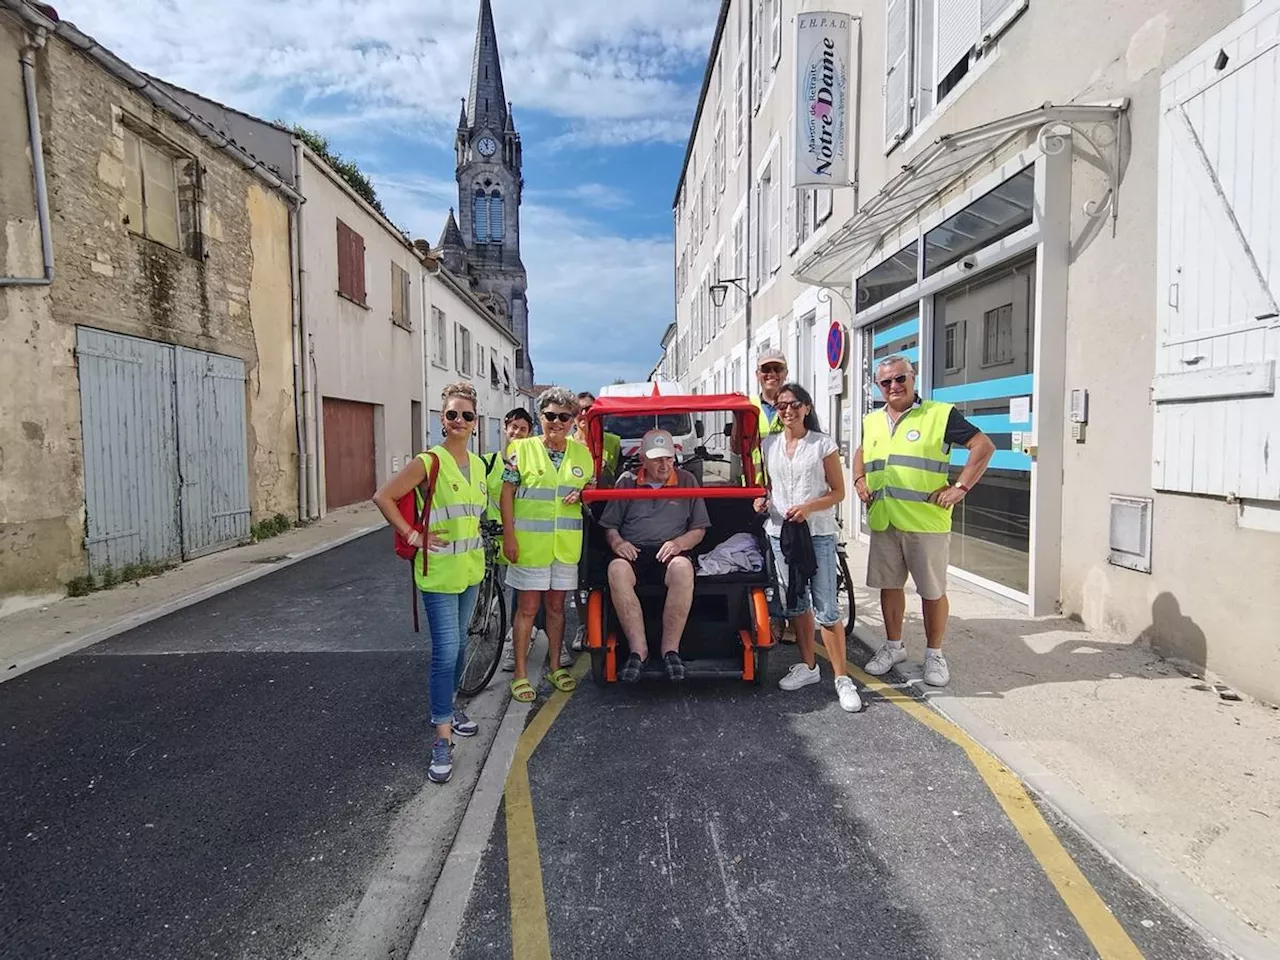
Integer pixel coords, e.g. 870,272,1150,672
829,652,1145,959
505,656,590,960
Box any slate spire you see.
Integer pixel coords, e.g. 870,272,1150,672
466,0,508,132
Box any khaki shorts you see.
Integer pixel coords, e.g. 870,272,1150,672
867,529,950,601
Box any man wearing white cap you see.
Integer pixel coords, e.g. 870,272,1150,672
599,429,711,682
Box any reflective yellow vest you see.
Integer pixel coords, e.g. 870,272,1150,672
602,432,622,475
748,394,786,480
508,437,594,567
415,448,487,593
484,450,505,523
861,401,954,534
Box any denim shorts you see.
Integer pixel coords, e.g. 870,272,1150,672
768,533,841,627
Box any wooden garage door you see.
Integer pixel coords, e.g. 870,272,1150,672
322,398,376,509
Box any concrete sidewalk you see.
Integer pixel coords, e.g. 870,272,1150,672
842,540,1280,957
0,504,385,682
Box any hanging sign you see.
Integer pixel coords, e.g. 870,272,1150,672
795,13,853,188
826,321,846,369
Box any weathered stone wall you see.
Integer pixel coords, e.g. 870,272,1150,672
0,26,297,602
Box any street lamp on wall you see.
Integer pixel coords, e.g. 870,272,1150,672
710,276,747,309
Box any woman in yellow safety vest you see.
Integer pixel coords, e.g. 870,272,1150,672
373,382,488,786
500,386,596,702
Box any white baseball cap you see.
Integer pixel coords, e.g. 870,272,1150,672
641,429,675,459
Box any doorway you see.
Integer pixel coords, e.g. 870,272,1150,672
931,258,1036,593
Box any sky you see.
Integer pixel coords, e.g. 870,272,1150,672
63,0,721,391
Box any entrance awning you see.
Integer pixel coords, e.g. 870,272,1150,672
793,101,1128,288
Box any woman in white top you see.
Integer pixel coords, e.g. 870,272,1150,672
754,383,862,713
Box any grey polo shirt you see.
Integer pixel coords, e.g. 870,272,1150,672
599,468,710,547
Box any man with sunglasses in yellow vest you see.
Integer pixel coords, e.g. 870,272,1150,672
500,386,596,703
852,355,995,687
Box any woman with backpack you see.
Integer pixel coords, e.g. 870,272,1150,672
373,382,489,785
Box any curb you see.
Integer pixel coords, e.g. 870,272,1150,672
848,624,1277,960
407,638,556,960
2,523,384,684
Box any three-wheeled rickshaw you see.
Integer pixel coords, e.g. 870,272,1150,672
577,391,781,686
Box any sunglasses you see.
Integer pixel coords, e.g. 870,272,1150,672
878,374,910,389
543,411,574,423
775,400,805,412
759,364,785,375
444,409,476,422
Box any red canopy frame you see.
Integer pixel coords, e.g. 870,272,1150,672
581,393,765,502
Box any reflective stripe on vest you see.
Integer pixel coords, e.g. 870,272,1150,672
861,401,954,534
508,436,594,567
415,447,487,593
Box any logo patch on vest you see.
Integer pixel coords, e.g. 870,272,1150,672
571,466,584,478
452,483,459,491
906,429,921,442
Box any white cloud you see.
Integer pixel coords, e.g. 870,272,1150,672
61,0,717,146
372,176,672,389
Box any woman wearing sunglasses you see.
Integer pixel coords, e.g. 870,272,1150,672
373,382,489,785
753,383,863,713
499,386,595,702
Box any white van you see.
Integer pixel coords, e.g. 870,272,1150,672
597,380,707,481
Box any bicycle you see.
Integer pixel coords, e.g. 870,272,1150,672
457,520,507,697
834,519,857,638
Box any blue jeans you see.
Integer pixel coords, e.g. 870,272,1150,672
422,584,480,726
768,533,841,627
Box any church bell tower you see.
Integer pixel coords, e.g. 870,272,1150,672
447,0,532,388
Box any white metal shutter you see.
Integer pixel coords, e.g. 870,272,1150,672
786,114,798,254
770,147,782,274
771,0,782,67
981,0,1027,39
1152,2,1280,500
885,0,911,147
748,180,759,291
936,0,981,81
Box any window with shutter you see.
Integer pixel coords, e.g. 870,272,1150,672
884,0,911,147
816,187,834,225
391,262,412,330
936,0,980,92
1152,15,1280,500
336,220,367,305
751,1,764,111
748,181,759,292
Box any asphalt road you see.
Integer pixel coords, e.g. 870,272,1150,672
0,530,498,960
454,642,1225,960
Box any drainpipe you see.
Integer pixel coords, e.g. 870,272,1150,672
1,28,53,288
293,138,319,519
288,187,307,521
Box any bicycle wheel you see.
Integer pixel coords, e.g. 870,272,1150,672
835,548,857,638
458,569,507,697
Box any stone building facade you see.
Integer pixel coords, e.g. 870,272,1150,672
0,1,299,606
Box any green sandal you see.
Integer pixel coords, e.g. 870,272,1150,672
510,678,536,703
547,668,578,693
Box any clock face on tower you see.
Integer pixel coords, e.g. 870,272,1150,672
476,136,497,158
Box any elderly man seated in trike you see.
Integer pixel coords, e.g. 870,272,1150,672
599,428,710,682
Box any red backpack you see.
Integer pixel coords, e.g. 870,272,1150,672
395,452,440,631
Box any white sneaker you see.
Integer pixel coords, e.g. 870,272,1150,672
779,662,821,691
500,631,534,672
864,643,907,676
835,675,863,713
558,644,575,667
923,653,950,687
